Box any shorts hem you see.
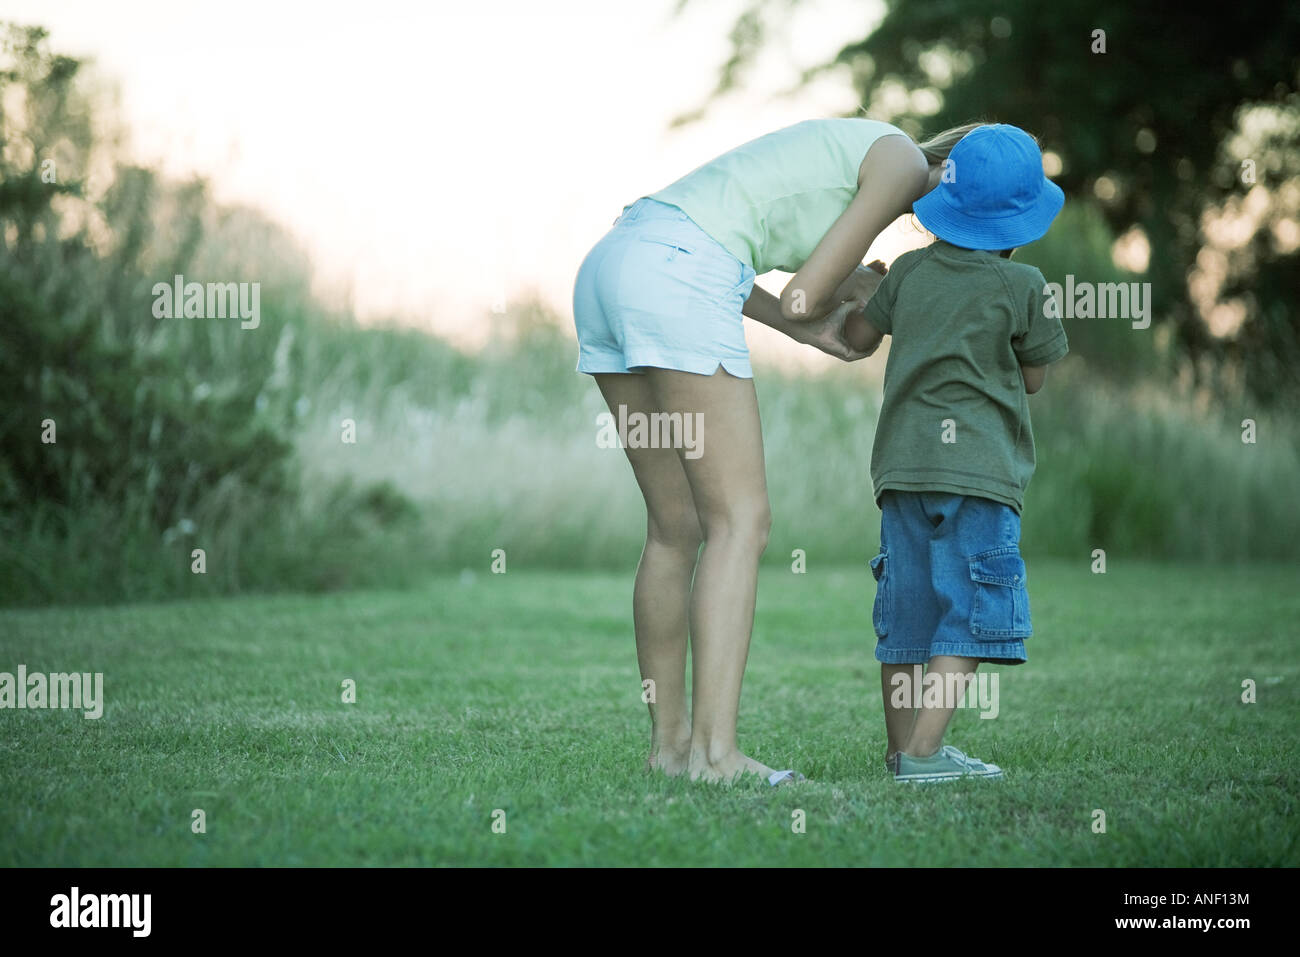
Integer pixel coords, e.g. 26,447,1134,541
874,641,1027,665
577,351,753,379
930,640,1027,663
873,646,931,665
577,353,637,375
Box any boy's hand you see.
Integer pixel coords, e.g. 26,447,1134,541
797,298,873,361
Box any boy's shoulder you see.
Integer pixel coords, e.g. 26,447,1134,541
888,243,1047,303
885,244,938,282
987,256,1047,296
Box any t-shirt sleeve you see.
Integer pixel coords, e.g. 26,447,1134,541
1013,267,1069,366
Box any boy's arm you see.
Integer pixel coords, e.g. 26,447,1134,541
843,253,900,356
1020,364,1047,394
844,305,884,356
835,259,890,355
1012,267,1069,393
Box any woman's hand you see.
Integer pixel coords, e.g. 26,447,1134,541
795,298,873,361
831,260,888,305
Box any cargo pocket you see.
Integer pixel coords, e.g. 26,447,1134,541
968,545,1032,639
869,545,890,638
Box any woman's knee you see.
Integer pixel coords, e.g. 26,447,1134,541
647,508,704,553
700,498,771,552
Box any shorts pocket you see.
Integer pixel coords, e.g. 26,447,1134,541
869,545,890,638
968,546,1032,639
636,234,696,260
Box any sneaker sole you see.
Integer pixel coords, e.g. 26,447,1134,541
895,769,1004,783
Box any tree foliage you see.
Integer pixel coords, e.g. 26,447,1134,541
0,25,294,569
689,1,1300,403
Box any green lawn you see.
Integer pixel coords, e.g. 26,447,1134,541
1,560,1296,866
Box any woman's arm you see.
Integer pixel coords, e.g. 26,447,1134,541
742,283,813,338
749,262,887,333
779,134,930,323
743,285,872,361
828,261,888,305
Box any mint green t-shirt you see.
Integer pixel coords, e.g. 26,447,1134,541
646,118,907,274
864,242,1069,513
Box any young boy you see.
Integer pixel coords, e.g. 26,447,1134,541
842,124,1068,783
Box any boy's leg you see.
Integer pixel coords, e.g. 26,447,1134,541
902,655,979,757
908,492,1005,762
881,664,917,768
896,494,1026,780
872,492,941,770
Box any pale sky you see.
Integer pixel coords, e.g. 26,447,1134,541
7,0,926,364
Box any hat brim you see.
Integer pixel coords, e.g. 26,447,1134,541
912,179,1065,250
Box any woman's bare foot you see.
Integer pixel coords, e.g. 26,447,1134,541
646,734,692,776
686,747,781,784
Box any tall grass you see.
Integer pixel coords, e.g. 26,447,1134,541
5,241,1298,607
287,306,1300,576
6,273,1298,607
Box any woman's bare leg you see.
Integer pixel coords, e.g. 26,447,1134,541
645,367,781,783
595,373,700,774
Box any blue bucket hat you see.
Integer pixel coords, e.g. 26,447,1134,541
912,124,1064,250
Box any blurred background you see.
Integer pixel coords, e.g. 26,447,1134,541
2,1,1298,606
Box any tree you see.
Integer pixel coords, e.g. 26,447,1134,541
0,25,295,598
684,1,1300,403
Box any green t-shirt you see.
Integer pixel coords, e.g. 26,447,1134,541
865,241,1069,513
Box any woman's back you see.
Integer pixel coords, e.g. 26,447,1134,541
647,117,906,273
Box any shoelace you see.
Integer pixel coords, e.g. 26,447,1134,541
941,745,976,769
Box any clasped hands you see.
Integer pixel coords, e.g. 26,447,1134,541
794,260,887,361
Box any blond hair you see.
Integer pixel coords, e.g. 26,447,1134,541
902,122,984,239
915,122,986,166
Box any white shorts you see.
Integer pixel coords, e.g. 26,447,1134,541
572,198,758,377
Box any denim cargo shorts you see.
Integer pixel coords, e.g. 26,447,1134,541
870,490,1032,665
